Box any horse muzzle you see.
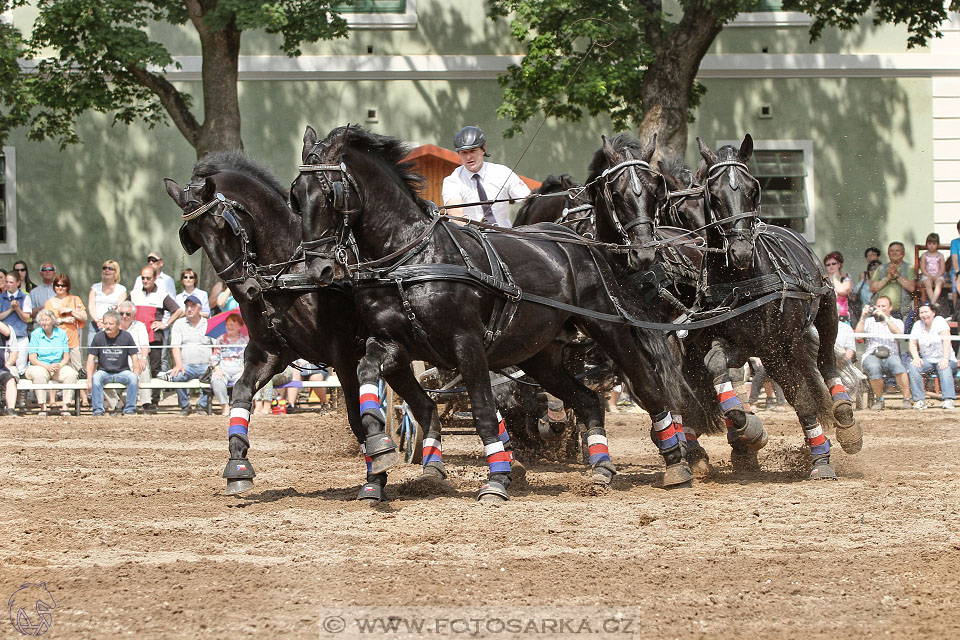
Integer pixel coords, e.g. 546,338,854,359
627,247,657,272
306,257,337,286
728,240,755,270
237,277,263,302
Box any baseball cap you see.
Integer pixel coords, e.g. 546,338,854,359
147,250,164,261
184,295,202,306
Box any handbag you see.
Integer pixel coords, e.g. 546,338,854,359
873,346,891,359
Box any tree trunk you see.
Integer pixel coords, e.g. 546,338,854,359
638,5,724,163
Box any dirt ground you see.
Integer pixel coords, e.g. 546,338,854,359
2,397,959,639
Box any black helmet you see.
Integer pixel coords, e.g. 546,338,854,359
454,126,487,152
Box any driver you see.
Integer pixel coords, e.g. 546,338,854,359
441,125,531,228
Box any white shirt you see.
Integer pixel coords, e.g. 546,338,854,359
90,282,128,321
441,161,531,228
120,320,149,368
132,271,177,323
910,315,956,361
863,316,904,357
171,316,212,367
836,321,856,354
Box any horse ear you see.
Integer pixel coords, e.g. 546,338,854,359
640,133,657,161
694,157,708,184
697,137,718,165
201,177,217,202
302,126,318,162
163,178,183,208
601,135,617,162
738,133,754,161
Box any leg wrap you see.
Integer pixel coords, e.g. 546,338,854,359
803,423,831,457
827,377,851,403
363,432,396,457
227,407,251,440
422,436,443,466
585,427,612,465
360,443,372,474
359,383,385,422
715,376,744,417
484,439,512,475
673,414,687,445
496,411,515,461
650,411,680,452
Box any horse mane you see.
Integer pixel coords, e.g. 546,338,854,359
659,156,696,190
514,174,578,226
323,126,434,214
192,150,289,201
585,133,646,184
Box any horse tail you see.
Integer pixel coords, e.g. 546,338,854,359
628,322,694,417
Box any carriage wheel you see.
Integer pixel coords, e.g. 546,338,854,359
400,408,424,464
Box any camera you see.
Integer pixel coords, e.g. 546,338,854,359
870,306,886,322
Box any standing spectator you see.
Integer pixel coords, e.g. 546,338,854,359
836,320,857,364
442,125,531,228
919,232,947,309
869,241,916,319
851,259,882,321
86,310,142,416
117,300,151,411
25,309,79,416
12,260,36,292
210,314,248,415
29,263,57,318
131,266,182,413
824,251,852,322
858,246,881,283
43,274,87,372
209,279,227,314
175,268,210,317
856,295,913,411
0,318,19,415
87,260,127,346
950,221,960,315
132,252,177,370
907,302,957,410
0,271,32,374
161,296,212,416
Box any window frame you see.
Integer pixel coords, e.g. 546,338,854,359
340,0,418,30
716,139,815,242
0,146,16,253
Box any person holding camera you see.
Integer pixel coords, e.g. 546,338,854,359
856,295,912,410
907,302,957,410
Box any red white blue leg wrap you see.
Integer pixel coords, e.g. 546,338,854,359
651,411,680,452
359,383,384,421
495,410,515,460
484,440,512,474
587,431,611,465
673,413,687,445
804,423,831,457
422,437,442,467
360,443,372,473
715,379,743,416
827,377,851,403
228,408,250,439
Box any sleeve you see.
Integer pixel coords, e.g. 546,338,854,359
507,172,532,200
892,319,905,333
171,320,183,347
74,296,86,328
21,296,31,314
870,268,883,283
164,276,177,299
90,331,104,356
200,290,211,315
952,239,960,256
441,173,462,205
163,295,181,314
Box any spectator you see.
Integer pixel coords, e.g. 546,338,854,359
161,295,212,416
859,246,881,283
12,260,36,292
175,268,210,318
25,309,79,416
43,273,87,372
0,318,19,415
919,232,947,309
117,300,151,411
907,302,957,410
210,314,248,416
950,221,960,315
29,262,57,318
0,271,32,374
131,265,182,413
288,360,329,412
86,310,141,417
856,295,912,411
869,241,916,319
836,320,856,363
88,260,127,346
209,279,227,314
215,286,238,312
132,252,177,370
852,259,882,320
824,251,852,322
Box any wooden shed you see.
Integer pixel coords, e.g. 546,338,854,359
403,144,541,208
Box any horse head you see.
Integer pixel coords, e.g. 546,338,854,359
163,175,263,302
657,158,707,232
696,134,759,270
588,133,666,271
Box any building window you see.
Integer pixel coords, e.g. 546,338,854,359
729,1,811,26
0,147,15,252
717,139,814,241
337,0,417,29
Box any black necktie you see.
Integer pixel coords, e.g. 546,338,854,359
472,174,498,225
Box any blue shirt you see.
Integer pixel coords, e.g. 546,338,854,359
28,326,70,365
0,290,30,338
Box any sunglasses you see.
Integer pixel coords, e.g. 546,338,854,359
40,267,55,272
14,267,26,272
147,257,160,263
182,275,196,280
119,311,133,317
53,283,67,288
102,266,115,271
825,262,838,267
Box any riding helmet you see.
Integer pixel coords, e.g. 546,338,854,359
454,126,488,154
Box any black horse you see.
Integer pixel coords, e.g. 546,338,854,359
291,125,694,500
164,151,437,501
593,133,862,479
514,174,595,237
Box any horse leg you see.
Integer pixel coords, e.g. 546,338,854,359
678,349,718,473
704,338,768,471
766,355,838,481
355,338,402,497
813,302,862,453
222,341,288,495
583,321,692,488
381,367,448,482
453,338,513,503
518,348,614,485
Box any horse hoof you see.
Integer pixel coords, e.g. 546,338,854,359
422,461,448,480
662,462,693,488
537,419,564,442
357,482,386,502
369,449,400,475
510,459,528,486
477,480,510,503
742,414,769,451
835,421,863,455
685,446,712,476
809,459,838,481
225,478,254,496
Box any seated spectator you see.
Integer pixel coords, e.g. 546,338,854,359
210,314,248,416
0,271,32,374
288,360,329,412
920,233,947,309
161,296,212,416
907,302,957,410
836,320,856,363
29,263,57,319
131,266,183,413
88,260,127,346
175,269,210,318
117,300,151,412
0,319,19,415
86,310,141,416
856,295,912,410
824,251,852,322
43,273,87,371
25,309,79,416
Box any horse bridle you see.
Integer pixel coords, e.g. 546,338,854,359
701,159,763,252
595,155,663,246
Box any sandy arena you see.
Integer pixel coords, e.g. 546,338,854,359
2,399,959,638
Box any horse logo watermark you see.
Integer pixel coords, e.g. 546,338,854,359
8,582,56,636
